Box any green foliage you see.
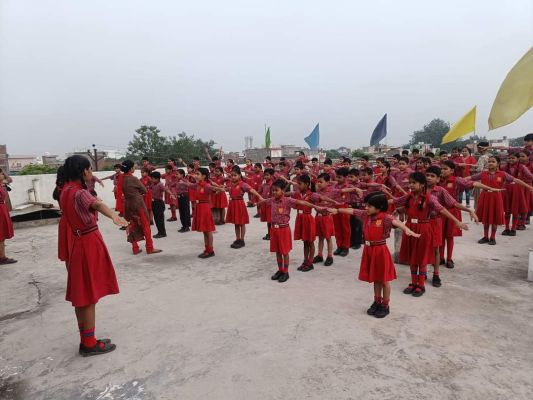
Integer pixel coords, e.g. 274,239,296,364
18,164,58,175
351,149,369,159
508,136,524,146
409,119,488,152
325,149,342,159
126,125,217,164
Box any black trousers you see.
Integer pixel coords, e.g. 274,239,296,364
152,199,166,235
349,210,363,247
178,194,191,228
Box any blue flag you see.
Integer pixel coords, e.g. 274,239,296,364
304,123,320,150
370,114,387,146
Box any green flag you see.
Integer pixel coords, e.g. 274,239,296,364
265,126,271,148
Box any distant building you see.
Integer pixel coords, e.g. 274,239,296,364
489,136,509,149
337,146,351,156
243,145,311,163
224,152,242,162
0,145,8,173
42,155,63,168
8,155,36,173
66,150,108,170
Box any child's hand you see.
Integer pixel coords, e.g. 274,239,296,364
405,228,421,238
112,215,128,227
457,222,469,231
327,208,338,214
469,210,479,223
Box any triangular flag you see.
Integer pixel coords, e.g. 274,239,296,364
441,106,476,144
265,126,271,148
488,47,533,130
370,114,387,146
304,123,320,150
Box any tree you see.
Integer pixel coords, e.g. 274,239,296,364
126,125,171,164
325,149,342,160
351,149,369,159
169,132,217,164
18,164,58,175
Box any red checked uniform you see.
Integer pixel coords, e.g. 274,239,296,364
330,184,351,249
428,185,457,248
314,187,335,239
471,171,514,225
292,190,319,242
191,181,216,232
259,178,273,223
211,175,228,209
225,181,252,225
351,209,397,283
140,175,153,211
263,196,298,254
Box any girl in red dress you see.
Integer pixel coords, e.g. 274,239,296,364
163,165,179,222
501,153,532,235
224,166,262,248
257,179,319,283
184,168,226,258
140,168,154,225
469,156,533,244
210,166,228,225
54,166,72,264
259,168,275,240
391,172,468,297
60,155,128,356
0,169,16,265
328,193,420,318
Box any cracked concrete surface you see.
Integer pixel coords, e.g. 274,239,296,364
1,209,532,399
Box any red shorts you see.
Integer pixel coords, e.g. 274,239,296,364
270,226,292,254
315,214,335,239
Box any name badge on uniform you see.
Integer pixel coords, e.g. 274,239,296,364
375,219,382,227
278,207,284,214
496,177,502,182
447,183,453,188
200,188,204,193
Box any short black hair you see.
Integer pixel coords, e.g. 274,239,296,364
399,156,409,163
441,160,455,170
272,179,287,190
412,148,420,154
176,168,185,176
150,171,161,179
365,192,389,212
426,165,441,176
264,168,275,175
198,167,210,179
524,133,533,142
120,159,134,173
348,168,360,176
311,157,318,162
361,167,373,175
317,172,330,182
439,150,448,156
297,174,311,186
336,167,349,177
324,158,332,165
361,155,369,161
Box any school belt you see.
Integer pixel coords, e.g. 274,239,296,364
408,218,430,224
197,200,210,204
72,225,98,237
364,240,386,247
230,197,243,200
297,210,312,214
272,223,289,229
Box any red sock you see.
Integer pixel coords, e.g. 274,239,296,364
382,298,390,307
483,224,489,239
418,274,426,288
490,225,497,240
505,214,511,230
171,208,177,219
411,273,418,286
80,327,97,348
283,264,289,273
374,295,382,304
511,216,518,231
446,238,454,261
276,255,282,271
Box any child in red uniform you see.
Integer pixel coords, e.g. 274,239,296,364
54,167,73,264
150,171,175,238
176,169,192,232
184,168,226,258
224,166,262,248
518,150,533,227
121,161,163,255
425,166,478,287
259,168,275,240
163,165,179,222
469,156,533,244
328,193,420,318
312,173,337,266
0,169,16,265
210,166,228,225
101,164,123,212
140,168,154,225
392,172,468,297
60,155,128,356
292,175,319,271
257,179,319,283
347,169,364,250
501,153,532,235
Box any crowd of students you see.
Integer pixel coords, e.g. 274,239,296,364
3,135,532,357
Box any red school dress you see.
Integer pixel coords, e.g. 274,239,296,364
313,187,335,239
352,209,397,283
428,185,457,248
266,196,298,254
211,175,228,209
394,193,443,267
0,185,14,242
192,181,216,232
471,171,514,225
502,164,531,215
225,181,251,225
440,176,473,238
163,173,178,207
56,185,74,263
140,175,153,211
293,190,318,242
59,182,119,307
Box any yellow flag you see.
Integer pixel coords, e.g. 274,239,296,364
488,47,533,130
441,106,476,144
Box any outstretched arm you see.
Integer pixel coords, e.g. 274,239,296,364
440,208,468,230
391,218,420,237
91,201,128,226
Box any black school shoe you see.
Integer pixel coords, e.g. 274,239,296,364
445,260,455,269
339,248,349,257
79,340,116,357
297,262,306,271
509,230,516,236
79,338,111,354
488,239,496,245
262,234,270,240
153,233,167,239
333,248,342,255
278,273,290,283
412,286,425,297
324,256,333,266
271,270,283,280
351,244,361,250
478,237,489,244
178,227,190,233
300,264,314,272
432,275,442,287
374,304,390,319
501,229,511,236
403,284,416,294
367,302,380,315
313,255,324,263
198,251,215,259
230,240,244,249
517,225,526,231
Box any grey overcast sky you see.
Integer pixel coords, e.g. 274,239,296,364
1,0,532,156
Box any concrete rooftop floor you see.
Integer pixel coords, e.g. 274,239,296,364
1,209,532,400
